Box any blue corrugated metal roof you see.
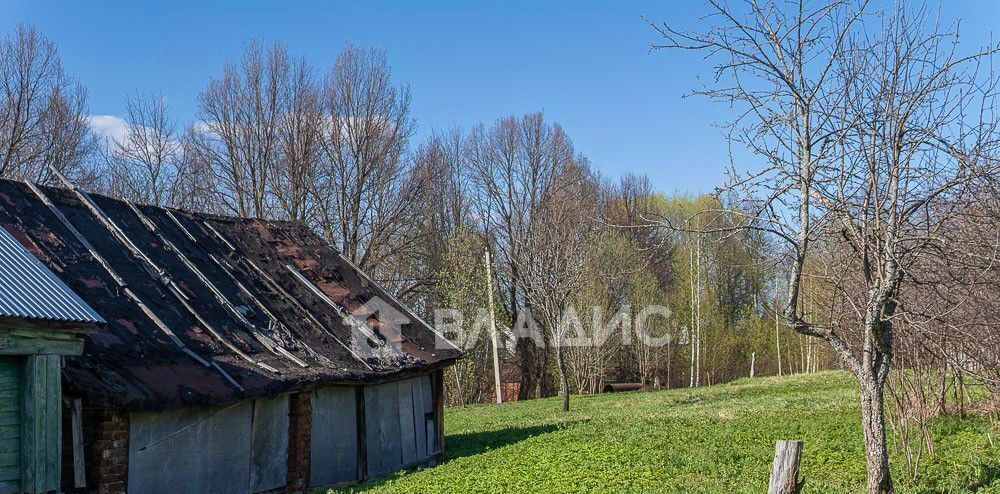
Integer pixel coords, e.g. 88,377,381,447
0,225,104,325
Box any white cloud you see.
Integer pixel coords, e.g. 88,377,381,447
87,115,129,146
88,114,184,158
191,120,214,135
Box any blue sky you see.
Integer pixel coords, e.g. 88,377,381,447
2,1,997,194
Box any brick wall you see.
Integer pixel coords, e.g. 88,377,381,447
286,391,313,492
60,406,130,494
87,408,129,494
487,382,521,403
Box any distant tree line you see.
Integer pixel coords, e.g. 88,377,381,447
0,23,819,401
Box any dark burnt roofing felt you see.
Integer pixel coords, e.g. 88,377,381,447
0,178,461,411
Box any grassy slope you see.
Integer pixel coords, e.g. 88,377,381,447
337,372,999,493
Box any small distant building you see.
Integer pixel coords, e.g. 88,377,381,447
486,360,521,403
0,179,462,494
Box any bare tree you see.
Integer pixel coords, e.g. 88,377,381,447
406,128,474,300
192,40,290,218
102,93,184,206
314,44,420,276
469,112,576,400
518,161,600,411
273,58,322,224
0,24,95,185
888,190,1000,451
654,1,999,492
165,126,221,213
419,128,472,238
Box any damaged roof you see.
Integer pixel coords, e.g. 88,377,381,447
0,223,104,326
0,178,461,410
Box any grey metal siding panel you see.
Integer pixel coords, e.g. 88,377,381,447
250,396,289,493
0,226,103,324
309,387,358,487
128,402,253,494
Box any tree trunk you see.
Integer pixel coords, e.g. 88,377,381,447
775,289,783,377
538,340,552,398
768,440,803,494
666,339,672,389
955,369,966,419
556,346,570,412
516,338,536,401
515,294,540,401
859,377,894,494
689,235,696,388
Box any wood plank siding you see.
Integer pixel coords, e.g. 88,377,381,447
363,375,436,479
0,357,21,494
127,396,289,494
309,387,360,487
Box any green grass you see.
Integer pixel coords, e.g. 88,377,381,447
336,372,999,493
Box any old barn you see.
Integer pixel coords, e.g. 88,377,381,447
0,223,103,494
0,178,462,494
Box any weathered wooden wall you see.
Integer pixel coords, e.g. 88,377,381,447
0,357,22,494
309,387,359,487
249,396,289,493
127,396,288,494
22,355,62,494
120,374,440,492
363,375,435,478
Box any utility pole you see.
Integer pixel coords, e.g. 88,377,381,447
484,246,503,404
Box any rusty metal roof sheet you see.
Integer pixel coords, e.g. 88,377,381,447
0,222,104,325
0,179,461,410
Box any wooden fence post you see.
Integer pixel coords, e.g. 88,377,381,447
768,440,803,494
